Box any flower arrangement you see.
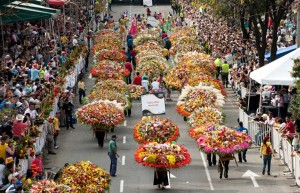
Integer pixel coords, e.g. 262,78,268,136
134,142,191,168
169,27,197,45
189,124,218,139
94,29,119,39
197,126,252,155
133,33,163,46
86,90,131,110
92,37,122,52
76,100,124,126
177,84,225,116
186,75,226,96
136,55,169,77
91,80,128,96
90,61,129,81
188,107,223,127
171,44,204,58
135,51,164,63
95,49,127,62
127,84,146,99
29,180,72,193
133,116,180,144
135,42,163,53
57,161,110,193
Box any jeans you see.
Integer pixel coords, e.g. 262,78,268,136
108,152,117,176
263,155,272,173
79,89,86,104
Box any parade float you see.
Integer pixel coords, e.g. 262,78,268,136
133,116,180,144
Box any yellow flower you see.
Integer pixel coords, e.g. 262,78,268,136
146,154,157,163
166,155,176,165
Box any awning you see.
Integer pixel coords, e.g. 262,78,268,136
48,0,69,6
10,1,60,14
0,2,60,24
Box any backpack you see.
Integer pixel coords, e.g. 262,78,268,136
266,145,272,154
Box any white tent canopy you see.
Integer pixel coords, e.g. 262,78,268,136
249,47,300,86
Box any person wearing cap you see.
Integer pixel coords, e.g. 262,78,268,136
13,114,28,138
260,136,274,175
108,135,119,177
32,151,43,180
141,75,149,92
236,121,248,162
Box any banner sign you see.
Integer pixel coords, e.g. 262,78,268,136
141,94,165,115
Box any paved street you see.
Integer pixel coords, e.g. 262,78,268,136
45,4,299,193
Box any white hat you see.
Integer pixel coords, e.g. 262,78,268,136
64,90,70,93
16,114,24,121
5,55,10,58
16,102,22,107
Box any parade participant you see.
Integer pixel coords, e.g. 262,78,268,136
93,125,106,149
129,16,138,37
62,97,75,130
214,56,222,79
133,72,142,85
219,153,234,179
207,153,216,166
46,117,56,154
108,135,119,177
260,136,274,175
153,168,169,189
236,121,248,163
124,58,133,84
221,61,229,88
78,78,86,105
151,78,160,90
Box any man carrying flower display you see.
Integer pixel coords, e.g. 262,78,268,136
154,168,169,189
108,135,119,177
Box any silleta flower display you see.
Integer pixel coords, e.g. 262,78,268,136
135,142,191,168
133,116,180,144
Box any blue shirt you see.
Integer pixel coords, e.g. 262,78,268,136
31,69,40,81
236,126,248,134
127,39,133,46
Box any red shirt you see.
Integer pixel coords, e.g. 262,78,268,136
120,50,126,55
131,49,137,58
12,121,28,137
286,121,295,134
32,157,43,173
133,76,142,85
124,62,132,72
162,33,167,39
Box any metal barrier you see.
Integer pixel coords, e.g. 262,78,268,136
241,107,300,185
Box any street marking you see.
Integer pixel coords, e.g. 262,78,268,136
200,152,214,190
123,136,126,144
170,173,176,178
122,155,125,165
242,170,260,187
123,120,127,126
120,180,124,192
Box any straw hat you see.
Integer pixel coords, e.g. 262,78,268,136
5,157,13,165
16,114,24,121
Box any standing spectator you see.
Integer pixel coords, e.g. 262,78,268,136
46,118,56,154
31,151,43,180
62,98,75,130
5,139,15,159
53,112,60,149
236,121,248,162
133,72,142,85
0,136,8,161
3,157,14,185
78,78,86,105
24,103,39,120
285,115,295,139
0,158,5,187
291,134,299,156
12,114,28,138
108,135,119,177
260,136,274,175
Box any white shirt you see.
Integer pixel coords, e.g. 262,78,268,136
24,108,38,119
151,81,160,90
141,80,149,92
72,38,78,47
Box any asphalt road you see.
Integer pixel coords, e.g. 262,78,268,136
44,4,299,193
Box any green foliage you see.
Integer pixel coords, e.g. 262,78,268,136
289,59,300,117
